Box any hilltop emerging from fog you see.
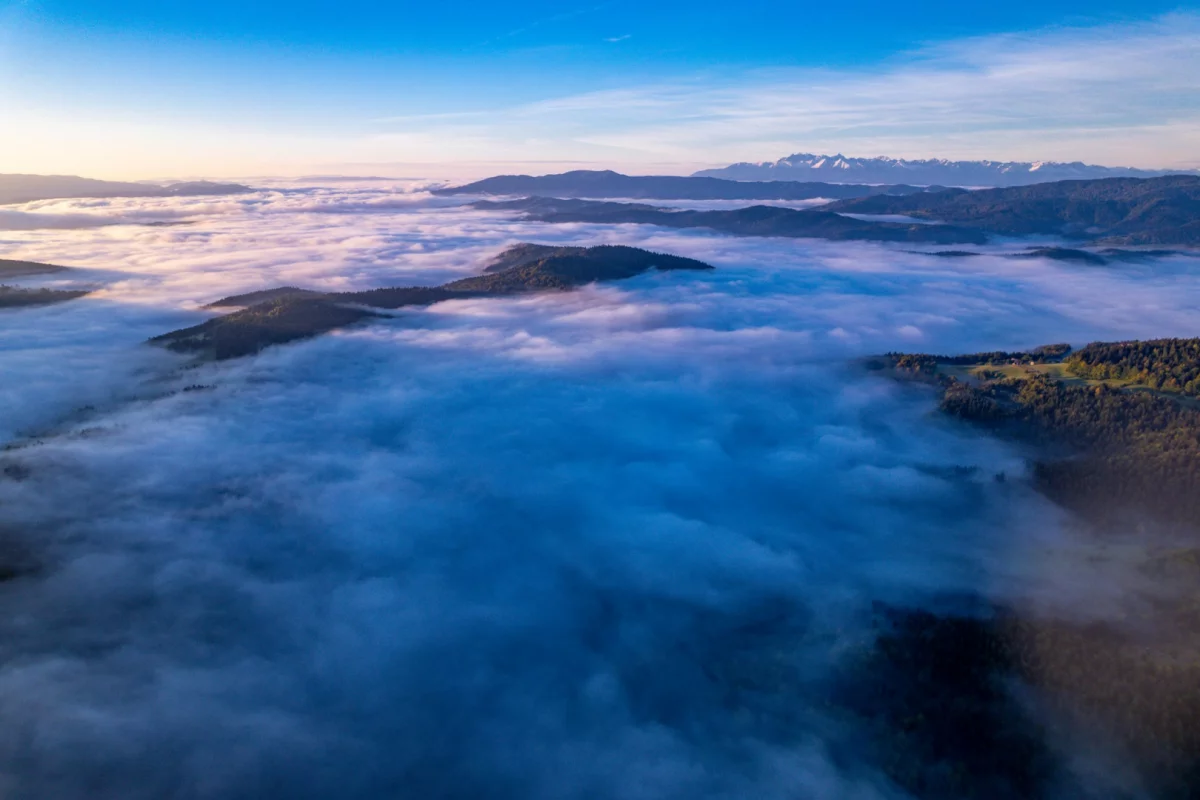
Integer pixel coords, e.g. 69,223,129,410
696,153,1200,186
154,243,714,359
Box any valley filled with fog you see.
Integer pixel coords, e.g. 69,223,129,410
2,180,1199,797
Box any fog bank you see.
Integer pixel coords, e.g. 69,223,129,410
0,181,1195,797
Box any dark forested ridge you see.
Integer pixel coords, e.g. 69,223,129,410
828,176,1200,245
153,244,714,359
840,596,1200,800
906,247,1195,263
0,286,90,308
835,601,1059,800
452,173,1200,247
475,197,989,244
435,169,931,201
0,259,88,308
205,287,323,308
443,244,711,292
154,297,381,359
871,340,1200,798
1012,247,1107,265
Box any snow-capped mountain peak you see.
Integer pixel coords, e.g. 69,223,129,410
694,152,1198,186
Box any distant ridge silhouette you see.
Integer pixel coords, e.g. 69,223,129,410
695,153,1200,187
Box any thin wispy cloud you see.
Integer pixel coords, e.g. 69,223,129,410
373,13,1200,170
469,1,624,49
2,13,1194,177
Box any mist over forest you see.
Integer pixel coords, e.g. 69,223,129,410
0,177,1198,797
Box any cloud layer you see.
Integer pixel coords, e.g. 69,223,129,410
0,184,1196,796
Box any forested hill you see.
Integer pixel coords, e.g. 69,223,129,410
0,287,91,308
1065,339,1200,395
475,197,988,245
154,244,713,359
0,259,89,309
827,176,1200,245
878,340,1200,527
876,341,1200,796
435,170,928,201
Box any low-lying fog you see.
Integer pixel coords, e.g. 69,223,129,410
1,180,1197,798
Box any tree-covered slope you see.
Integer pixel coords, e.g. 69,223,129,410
879,340,1200,527
0,259,88,308
873,341,1200,798
476,197,989,244
829,176,1200,244
1065,339,1200,395
0,286,90,309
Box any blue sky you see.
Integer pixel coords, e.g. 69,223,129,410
1,0,1198,177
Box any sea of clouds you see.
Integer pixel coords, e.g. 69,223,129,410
0,181,1197,797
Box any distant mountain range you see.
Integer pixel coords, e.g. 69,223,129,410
435,170,930,200
827,176,1200,245
474,197,987,245
479,176,1200,247
0,174,254,205
695,154,1200,187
